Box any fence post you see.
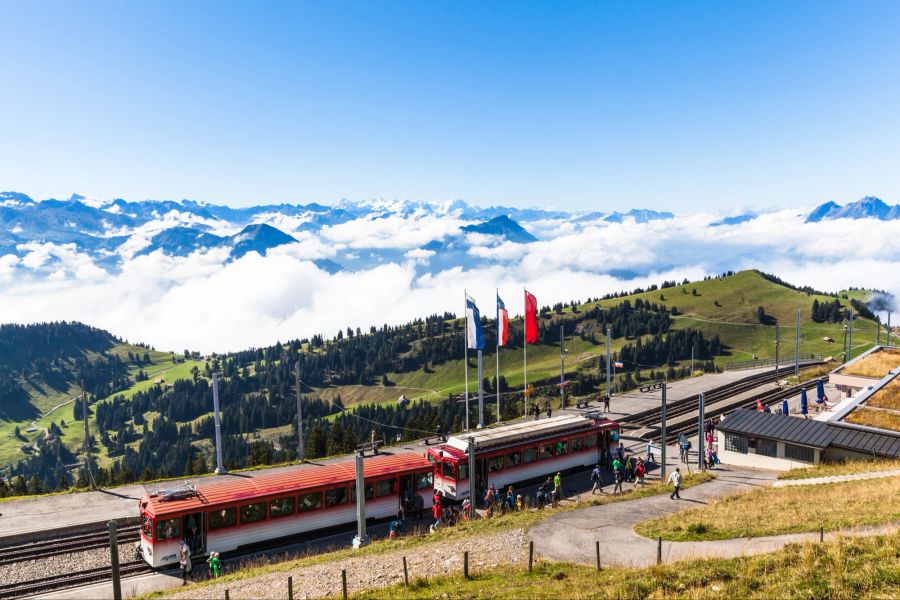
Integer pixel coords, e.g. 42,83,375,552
225,590,230,600
820,526,824,543
464,551,469,579
657,537,662,565
403,556,409,586
595,540,601,571
288,575,293,600
528,541,534,572
341,569,348,600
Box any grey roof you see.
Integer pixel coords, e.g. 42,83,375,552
719,409,900,458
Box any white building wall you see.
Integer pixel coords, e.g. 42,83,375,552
715,431,819,471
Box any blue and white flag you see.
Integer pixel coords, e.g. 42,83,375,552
465,293,484,350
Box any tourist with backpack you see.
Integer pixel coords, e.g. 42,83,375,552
590,464,603,494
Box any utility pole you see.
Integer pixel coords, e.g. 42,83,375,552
477,349,484,429
888,313,893,346
848,310,854,362
605,328,612,398
467,436,476,520
660,382,667,481
774,323,780,383
82,381,94,490
690,347,694,376
559,324,566,408
108,520,122,600
352,450,369,548
842,324,849,363
212,373,226,475
697,393,705,472
794,310,801,377
295,363,305,462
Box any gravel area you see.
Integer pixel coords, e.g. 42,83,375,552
167,528,528,600
0,543,131,586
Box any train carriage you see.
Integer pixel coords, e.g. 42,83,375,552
426,414,619,501
138,452,433,567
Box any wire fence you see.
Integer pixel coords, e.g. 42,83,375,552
724,354,822,371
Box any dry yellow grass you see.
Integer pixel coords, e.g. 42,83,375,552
845,407,900,432
634,475,900,541
868,377,900,411
779,457,900,480
841,348,900,378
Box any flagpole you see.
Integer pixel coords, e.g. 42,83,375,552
496,288,501,424
523,287,528,418
464,289,469,431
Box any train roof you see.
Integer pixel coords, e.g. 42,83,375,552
443,414,618,454
141,451,431,518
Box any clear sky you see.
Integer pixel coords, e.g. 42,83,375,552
1,1,899,211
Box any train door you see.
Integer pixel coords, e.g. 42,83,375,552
475,458,487,498
184,512,206,555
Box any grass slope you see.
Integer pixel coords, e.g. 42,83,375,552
779,457,900,480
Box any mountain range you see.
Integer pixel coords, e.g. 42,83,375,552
0,191,897,278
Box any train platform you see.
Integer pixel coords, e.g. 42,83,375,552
0,445,425,547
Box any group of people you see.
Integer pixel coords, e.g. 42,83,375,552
590,443,647,495
531,401,554,420
175,541,223,585
484,483,519,516
535,472,563,509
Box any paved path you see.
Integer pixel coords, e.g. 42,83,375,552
528,465,898,568
772,468,900,487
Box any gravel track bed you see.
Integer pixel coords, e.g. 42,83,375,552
168,528,527,600
0,543,131,586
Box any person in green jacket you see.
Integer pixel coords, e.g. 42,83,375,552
207,552,222,578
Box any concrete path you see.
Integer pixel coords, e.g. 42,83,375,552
771,468,900,487
528,465,897,568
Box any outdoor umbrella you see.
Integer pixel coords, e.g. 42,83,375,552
816,378,825,404
800,388,808,415
781,399,789,415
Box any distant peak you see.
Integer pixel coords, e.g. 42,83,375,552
460,215,537,243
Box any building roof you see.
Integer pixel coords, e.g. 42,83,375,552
445,414,617,453
718,410,833,449
142,451,431,518
719,409,900,458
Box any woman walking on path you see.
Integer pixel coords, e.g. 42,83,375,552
668,468,683,499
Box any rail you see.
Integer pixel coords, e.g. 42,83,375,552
724,354,822,371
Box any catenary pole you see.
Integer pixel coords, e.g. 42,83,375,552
775,323,780,383
468,436,476,520
352,450,369,548
295,363,305,462
660,382,667,481
795,310,801,377
212,372,226,475
477,348,484,428
697,393,705,471
523,288,528,418
888,313,892,346
464,290,469,430
848,309,854,362
82,381,94,490
496,289,501,423
606,328,612,398
559,323,565,408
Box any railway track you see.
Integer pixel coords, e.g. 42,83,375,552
0,525,141,567
0,560,153,599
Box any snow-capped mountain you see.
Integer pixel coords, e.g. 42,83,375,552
806,196,900,222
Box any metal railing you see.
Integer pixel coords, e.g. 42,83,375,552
724,353,822,371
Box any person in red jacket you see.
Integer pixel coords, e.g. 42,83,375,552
432,492,443,528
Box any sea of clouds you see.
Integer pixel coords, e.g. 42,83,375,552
0,208,898,354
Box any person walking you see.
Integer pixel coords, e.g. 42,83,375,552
553,471,562,494
590,464,603,494
179,543,192,585
668,467,683,500
613,468,623,495
646,441,656,463
546,401,552,419
533,403,540,421
603,394,611,412
635,458,646,485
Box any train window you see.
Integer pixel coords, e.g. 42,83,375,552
540,444,554,460
326,487,349,507
426,453,435,464
298,491,323,512
523,448,538,464
457,463,468,481
142,515,153,538
506,451,521,468
208,507,237,530
375,479,396,497
416,472,433,489
584,434,597,448
488,456,504,472
441,461,455,479
156,517,181,541
571,437,584,452
555,441,568,456
240,502,267,524
351,482,375,500
270,497,295,518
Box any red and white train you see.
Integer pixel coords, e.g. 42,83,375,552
426,414,619,501
138,452,433,567
138,414,619,567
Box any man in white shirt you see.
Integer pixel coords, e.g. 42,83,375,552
667,467,682,499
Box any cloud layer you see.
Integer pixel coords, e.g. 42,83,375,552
1,208,898,353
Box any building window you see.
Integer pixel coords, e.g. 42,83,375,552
756,438,777,458
725,432,747,454
784,443,815,463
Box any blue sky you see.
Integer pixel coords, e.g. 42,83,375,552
1,1,899,211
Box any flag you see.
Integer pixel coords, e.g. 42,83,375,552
524,290,538,344
497,294,509,346
614,361,624,368
466,293,484,350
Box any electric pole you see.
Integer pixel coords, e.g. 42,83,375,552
848,309,854,362
774,323,780,383
212,372,226,475
794,310,801,377
660,382,667,481
82,381,94,490
605,327,611,398
559,324,566,408
295,362,305,462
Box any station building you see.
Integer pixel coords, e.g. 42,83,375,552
716,345,900,470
